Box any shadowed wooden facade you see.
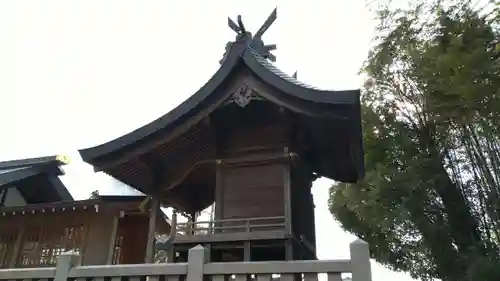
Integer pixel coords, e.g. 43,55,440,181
0,156,170,268
0,196,170,268
79,9,364,263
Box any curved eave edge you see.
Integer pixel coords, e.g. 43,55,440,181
0,155,70,170
341,98,365,183
242,49,365,183
78,42,248,164
242,49,361,105
354,100,366,181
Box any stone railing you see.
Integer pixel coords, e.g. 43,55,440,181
0,240,372,281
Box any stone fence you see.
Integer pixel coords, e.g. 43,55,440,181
0,240,371,281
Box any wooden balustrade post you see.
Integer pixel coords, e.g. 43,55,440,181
350,239,372,281
145,196,160,263
171,210,178,238
187,245,206,281
167,210,178,263
208,220,213,235
54,250,80,281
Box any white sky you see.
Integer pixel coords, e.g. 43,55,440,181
0,1,416,280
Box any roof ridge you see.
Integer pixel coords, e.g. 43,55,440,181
0,155,70,170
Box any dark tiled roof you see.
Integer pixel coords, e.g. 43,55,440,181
79,40,364,184
0,155,67,187
0,155,69,171
248,48,323,91
0,155,73,203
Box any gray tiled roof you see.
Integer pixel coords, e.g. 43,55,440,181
0,167,30,175
248,48,324,91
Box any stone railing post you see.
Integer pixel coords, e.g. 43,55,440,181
187,245,206,281
350,239,372,281
54,251,80,281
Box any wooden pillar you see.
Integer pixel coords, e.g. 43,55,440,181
170,209,178,238
167,209,177,263
144,196,160,263
283,147,292,235
214,160,223,221
308,190,317,253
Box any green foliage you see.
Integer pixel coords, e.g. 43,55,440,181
329,1,500,280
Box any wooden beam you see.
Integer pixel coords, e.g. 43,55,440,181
167,210,178,263
144,196,160,263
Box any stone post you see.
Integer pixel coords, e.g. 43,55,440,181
54,251,80,281
187,245,206,281
350,239,372,281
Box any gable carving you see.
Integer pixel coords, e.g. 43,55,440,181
224,83,263,108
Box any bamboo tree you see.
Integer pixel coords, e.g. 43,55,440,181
329,1,500,280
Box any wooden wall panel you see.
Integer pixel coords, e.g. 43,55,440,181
0,232,16,268
115,215,149,264
220,164,284,219
220,125,285,158
0,212,89,268
82,213,117,265
0,202,157,267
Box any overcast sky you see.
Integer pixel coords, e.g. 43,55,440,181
0,1,416,280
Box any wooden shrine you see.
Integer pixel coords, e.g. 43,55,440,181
79,9,364,263
0,156,170,268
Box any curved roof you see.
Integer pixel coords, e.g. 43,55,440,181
0,155,74,203
79,41,362,167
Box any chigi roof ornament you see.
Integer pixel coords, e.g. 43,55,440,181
220,8,277,64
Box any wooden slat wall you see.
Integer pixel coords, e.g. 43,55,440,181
16,223,86,268
214,103,287,223
0,211,108,268
219,125,284,158
221,164,284,219
0,232,16,268
17,212,87,267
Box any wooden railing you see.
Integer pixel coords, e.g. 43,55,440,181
176,216,286,236
0,240,372,281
